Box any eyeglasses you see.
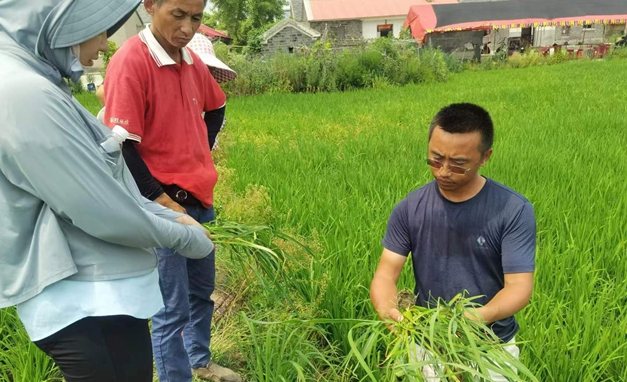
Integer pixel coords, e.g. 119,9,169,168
426,158,478,175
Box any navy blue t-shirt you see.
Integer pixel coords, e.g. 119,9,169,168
382,178,536,342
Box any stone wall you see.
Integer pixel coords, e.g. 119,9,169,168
262,26,319,55
309,20,363,46
291,0,305,22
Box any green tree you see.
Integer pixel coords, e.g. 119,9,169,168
210,0,285,45
202,12,219,28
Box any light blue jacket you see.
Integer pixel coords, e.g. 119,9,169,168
0,0,214,308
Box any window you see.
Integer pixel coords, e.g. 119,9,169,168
583,24,594,30
286,47,294,54
561,26,571,36
378,24,393,38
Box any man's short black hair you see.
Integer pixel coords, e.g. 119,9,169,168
428,103,494,153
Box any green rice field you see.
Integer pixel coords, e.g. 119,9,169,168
2,59,627,381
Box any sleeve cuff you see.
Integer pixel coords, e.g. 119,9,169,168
381,240,410,257
128,133,142,143
502,266,535,274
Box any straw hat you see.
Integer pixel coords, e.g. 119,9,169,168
187,33,237,83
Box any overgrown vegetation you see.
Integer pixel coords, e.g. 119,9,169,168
66,78,85,94
214,39,460,95
472,44,627,71
212,37,627,96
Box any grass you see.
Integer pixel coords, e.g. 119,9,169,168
2,59,627,381
73,92,102,115
213,59,627,381
0,309,59,382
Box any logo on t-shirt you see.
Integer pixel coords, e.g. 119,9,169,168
477,236,486,246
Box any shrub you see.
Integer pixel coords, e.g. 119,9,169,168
419,48,449,82
213,37,627,96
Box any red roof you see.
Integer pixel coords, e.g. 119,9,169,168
198,24,230,40
306,0,458,21
404,0,627,42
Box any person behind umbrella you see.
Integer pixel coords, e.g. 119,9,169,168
0,1,214,382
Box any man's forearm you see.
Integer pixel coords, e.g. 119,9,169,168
370,276,400,321
474,282,532,323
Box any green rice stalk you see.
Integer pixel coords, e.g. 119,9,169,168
244,295,538,381
204,221,315,300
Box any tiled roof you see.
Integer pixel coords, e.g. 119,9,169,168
305,0,459,21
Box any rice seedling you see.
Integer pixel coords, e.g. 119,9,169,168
243,294,538,382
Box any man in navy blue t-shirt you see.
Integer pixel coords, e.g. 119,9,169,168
371,103,535,379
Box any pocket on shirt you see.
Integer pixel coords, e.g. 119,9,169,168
100,148,124,179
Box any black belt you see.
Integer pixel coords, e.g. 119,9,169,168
162,184,202,206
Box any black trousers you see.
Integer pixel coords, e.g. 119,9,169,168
34,315,153,382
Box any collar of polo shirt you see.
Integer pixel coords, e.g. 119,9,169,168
138,25,194,67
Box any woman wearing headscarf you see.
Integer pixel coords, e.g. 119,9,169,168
0,1,214,381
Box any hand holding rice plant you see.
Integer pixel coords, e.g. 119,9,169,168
348,295,537,382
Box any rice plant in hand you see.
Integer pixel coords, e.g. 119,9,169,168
343,294,537,382
245,294,538,381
